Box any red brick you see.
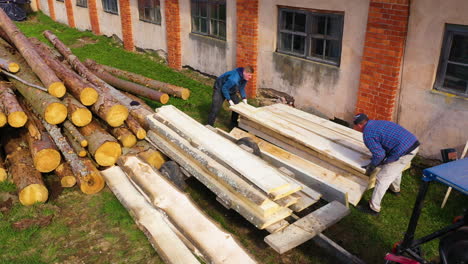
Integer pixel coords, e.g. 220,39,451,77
47,0,55,21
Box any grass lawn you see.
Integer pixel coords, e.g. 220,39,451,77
0,12,466,264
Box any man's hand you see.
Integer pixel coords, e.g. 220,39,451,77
362,163,376,176
228,100,235,106
242,99,248,104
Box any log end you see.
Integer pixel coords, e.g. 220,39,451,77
71,108,92,127
8,62,19,73
48,82,66,98
0,112,6,127
45,102,67,124
80,171,105,194
19,184,48,206
106,105,129,127
138,149,166,170
80,139,88,148
120,134,137,148
0,168,7,182
160,94,170,104
80,87,99,106
34,149,61,173
95,141,122,166
78,149,87,157
181,89,191,100
61,176,77,188
136,129,146,140
8,111,28,128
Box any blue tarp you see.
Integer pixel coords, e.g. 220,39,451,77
0,0,30,21
423,158,468,195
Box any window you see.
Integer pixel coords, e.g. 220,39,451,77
434,24,468,97
76,0,87,7
191,0,226,40
277,7,344,66
102,0,118,14
138,0,161,24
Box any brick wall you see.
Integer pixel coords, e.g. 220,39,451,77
88,0,101,35
119,0,135,51
355,0,409,120
165,0,182,70
236,0,259,98
65,0,75,28
47,0,56,20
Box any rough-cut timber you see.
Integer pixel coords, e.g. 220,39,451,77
0,39,67,125
0,151,6,182
0,82,27,127
101,166,200,264
0,10,65,98
63,128,87,157
31,38,99,106
122,140,166,169
54,162,77,187
4,132,48,205
0,57,19,72
0,100,6,127
63,94,92,127
63,120,88,147
79,120,122,166
84,60,169,104
119,156,257,264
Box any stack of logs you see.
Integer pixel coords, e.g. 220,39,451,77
0,9,189,206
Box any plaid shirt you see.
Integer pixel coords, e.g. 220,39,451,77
363,120,418,166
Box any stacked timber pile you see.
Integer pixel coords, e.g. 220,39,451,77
230,103,374,206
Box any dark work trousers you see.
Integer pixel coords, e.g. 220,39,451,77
207,82,240,127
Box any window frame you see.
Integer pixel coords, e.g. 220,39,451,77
277,7,344,66
138,0,162,25
102,0,119,15
76,0,88,8
434,24,468,97
190,0,227,40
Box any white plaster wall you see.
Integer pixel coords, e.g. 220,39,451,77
398,0,468,159
96,0,122,39
39,0,50,15
72,0,92,31
258,0,369,121
54,1,68,25
179,0,237,76
130,0,167,52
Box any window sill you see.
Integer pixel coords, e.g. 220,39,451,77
429,89,468,101
189,32,226,43
104,10,119,15
274,51,340,69
139,19,161,26
76,4,87,8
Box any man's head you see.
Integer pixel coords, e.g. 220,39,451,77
243,66,254,81
353,113,369,132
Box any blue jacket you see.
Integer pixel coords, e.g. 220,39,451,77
216,68,247,101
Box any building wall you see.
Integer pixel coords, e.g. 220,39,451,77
258,0,370,120
96,0,123,39
130,0,167,52
398,0,468,158
179,0,237,76
72,1,92,31
40,0,50,16
54,1,68,24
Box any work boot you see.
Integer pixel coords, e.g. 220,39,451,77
357,202,379,216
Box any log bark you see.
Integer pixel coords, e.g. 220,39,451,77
30,38,99,106
0,10,65,98
0,57,19,72
0,150,6,182
63,128,87,157
63,94,92,127
84,59,169,104
0,100,6,127
63,120,88,147
3,131,48,206
123,92,154,112
123,140,166,169
79,120,122,166
0,82,27,127
125,115,146,140
98,62,191,100
0,39,68,125
54,162,77,187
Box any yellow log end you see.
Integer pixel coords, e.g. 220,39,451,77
8,111,28,128
19,184,48,206
139,149,166,169
80,171,105,194
160,94,170,104
0,168,7,182
136,129,146,140
0,112,6,127
71,108,92,127
61,176,76,188
95,141,122,166
8,62,19,73
45,102,67,124
181,89,190,100
78,150,87,157
80,87,99,106
120,134,137,148
80,140,88,148
34,149,61,173
106,104,129,127
48,82,66,98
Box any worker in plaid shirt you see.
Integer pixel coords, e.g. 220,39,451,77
353,113,420,216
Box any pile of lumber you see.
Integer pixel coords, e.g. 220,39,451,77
230,103,373,206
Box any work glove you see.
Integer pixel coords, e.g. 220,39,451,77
242,99,248,104
228,100,235,106
362,163,376,176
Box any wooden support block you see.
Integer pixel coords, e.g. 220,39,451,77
265,220,290,234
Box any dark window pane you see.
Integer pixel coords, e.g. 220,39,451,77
449,34,468,64
292,35,305,55
219,21,226,38
311,16,326,35
325,40,340,61
200,18,208,33
294,13,306,33
200,2,207,17
327,16,342,39
282,11,294,31
310,38,324,57
193,17,200,32
444,63,468,94
211,4,219,20
211,19,218,36
219,4,226,21
280,32,293,52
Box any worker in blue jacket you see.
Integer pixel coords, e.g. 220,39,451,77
207,66,254,127
353,113,420,216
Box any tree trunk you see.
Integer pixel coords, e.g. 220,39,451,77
122,140,166,169
110,126,137,148
30,38,99,106
84,59,169,104
0,9,65,98
0,39,68,125
0,82,27,127
0,57,19,72
0,100,6,127
123,92,154,112
0,150,6,182
63,128,87,157
63,94,92,127
3,131,48,206
125,115,146,139
63,120,88,147
79,120,122,166
79,157,105,194
98,62,191,100
54,162,77,187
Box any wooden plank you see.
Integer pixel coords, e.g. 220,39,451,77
265,220,290,234
264,201,350,254
151,105,302,199
119,156,257,264
101,166,200,264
